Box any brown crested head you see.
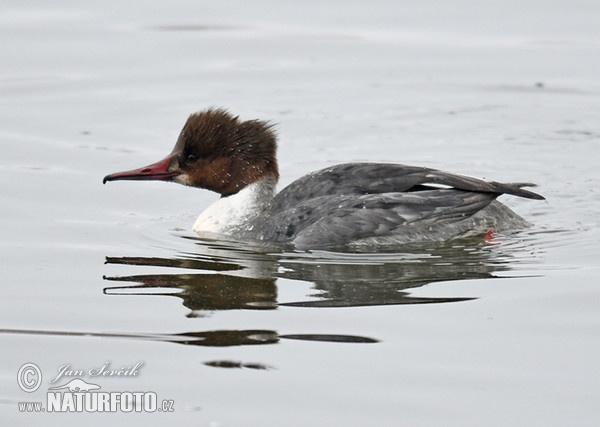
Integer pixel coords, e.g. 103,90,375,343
172,108,279,195
103,108,279,196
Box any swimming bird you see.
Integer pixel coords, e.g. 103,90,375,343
104,108,544,249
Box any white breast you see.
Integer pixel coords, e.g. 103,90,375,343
193,179,276,235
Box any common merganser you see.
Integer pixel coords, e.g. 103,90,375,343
104,108,544,249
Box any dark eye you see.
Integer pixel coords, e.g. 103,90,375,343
185,153,197,163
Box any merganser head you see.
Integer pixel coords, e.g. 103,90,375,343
103,108,279,196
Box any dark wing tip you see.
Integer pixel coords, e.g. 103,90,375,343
504,183,545,200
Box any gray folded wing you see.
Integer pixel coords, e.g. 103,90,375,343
272,163,543,213
260,189,497,245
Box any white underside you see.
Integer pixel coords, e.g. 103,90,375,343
193,179,276,235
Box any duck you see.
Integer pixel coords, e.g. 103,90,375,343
103,108,544,249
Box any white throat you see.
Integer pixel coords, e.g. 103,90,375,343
193,178,276,235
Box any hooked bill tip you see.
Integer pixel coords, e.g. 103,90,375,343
102,174,115,184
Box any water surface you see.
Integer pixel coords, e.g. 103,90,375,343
1,1,599,426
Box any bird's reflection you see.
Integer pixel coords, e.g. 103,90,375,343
105,273,278,313
103,233,538,356
104,234,536,312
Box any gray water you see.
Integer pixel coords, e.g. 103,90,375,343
1,1,599,426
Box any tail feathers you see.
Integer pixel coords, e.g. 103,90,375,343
497,182,545,200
